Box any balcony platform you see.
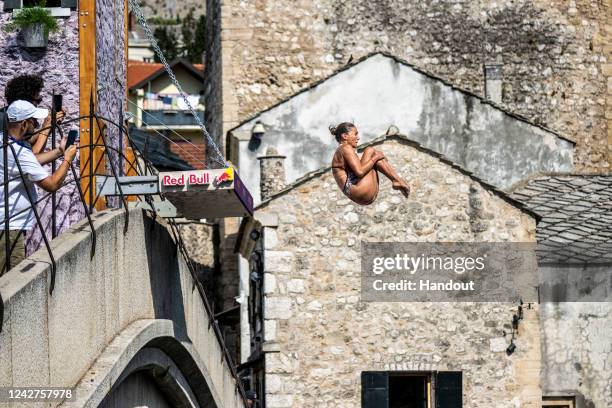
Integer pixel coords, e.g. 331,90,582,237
142,109,205,130
96,168,253,219
159,168,253,219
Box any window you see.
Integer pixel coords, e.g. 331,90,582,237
248,236,264,354
542,397,575,408
3,0,77,10
24,0,61,6
389,374,430,408
362,371,462,408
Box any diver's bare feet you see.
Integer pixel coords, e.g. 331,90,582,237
392,180,410,198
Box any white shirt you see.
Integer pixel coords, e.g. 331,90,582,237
0,133,49,230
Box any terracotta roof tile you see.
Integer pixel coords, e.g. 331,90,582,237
128,60,163,89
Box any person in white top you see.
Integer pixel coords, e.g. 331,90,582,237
0,100,77,274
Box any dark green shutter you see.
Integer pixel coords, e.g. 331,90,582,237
435,372,462,408
60,0,77,8
361,372,389,408
3,0,22,10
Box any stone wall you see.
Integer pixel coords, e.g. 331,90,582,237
251,137,541,407
176,220,218,301
210,0,611,172
258,147,286,201
203,0,225,157
0,209,245,408
97,0,127,189
139,0,204,21
0,4,83,254
229,54,574,203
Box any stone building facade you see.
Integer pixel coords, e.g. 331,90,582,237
204,0,610,173
0,1,128,253
237,135,542,407
510,174,612,408
227,53,574,204
0,2,82,252
97,0,128,185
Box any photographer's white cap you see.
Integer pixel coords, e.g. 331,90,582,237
7,100,48,122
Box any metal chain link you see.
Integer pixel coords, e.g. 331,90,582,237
128,0,228,168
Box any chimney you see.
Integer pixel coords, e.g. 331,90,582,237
484,61,503,104
258,147,286,200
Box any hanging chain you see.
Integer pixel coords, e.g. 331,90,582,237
128,0,228,168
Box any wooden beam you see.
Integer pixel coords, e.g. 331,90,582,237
79,0,99,209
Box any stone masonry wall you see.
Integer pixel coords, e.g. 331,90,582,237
97,0,127,189
204,0,243,363
211,0,611,172
259,147,286,201
0,4,83,254
203,0,224,157
254,137,541,407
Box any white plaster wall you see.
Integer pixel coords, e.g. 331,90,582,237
540,265,612,408
232,54,574,203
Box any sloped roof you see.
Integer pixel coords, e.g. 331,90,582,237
510,173,612,264
257,132,540,221
128,60,163,89
128,59,204,91
128,126,194,171
228,52,573,145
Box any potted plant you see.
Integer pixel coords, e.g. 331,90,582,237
4,2,59,48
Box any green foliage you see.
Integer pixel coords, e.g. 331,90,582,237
150,11,205,64
153,26,180,62
4,2,59,33
180,11,205,64
147,16,179,26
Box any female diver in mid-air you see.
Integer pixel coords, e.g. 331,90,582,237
331,122,410,205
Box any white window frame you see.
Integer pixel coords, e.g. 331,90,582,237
4,1,76,17
12,7,71,18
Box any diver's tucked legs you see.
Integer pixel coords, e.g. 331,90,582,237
361,147,410,197
360,146,377,164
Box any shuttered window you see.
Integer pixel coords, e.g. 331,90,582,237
362,371,462,408
435,372,462,408
362,372,389,408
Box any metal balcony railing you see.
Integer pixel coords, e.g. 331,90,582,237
141,109,205,129
0,94,249,406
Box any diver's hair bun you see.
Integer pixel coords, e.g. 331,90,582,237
329,122,355,143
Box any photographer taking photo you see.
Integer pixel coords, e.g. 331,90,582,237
0,100,77,273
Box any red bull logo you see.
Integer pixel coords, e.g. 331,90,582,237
214,168,234,185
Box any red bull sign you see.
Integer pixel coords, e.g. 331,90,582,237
158,167,253,218
162,172,211,187
188,172,211,185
